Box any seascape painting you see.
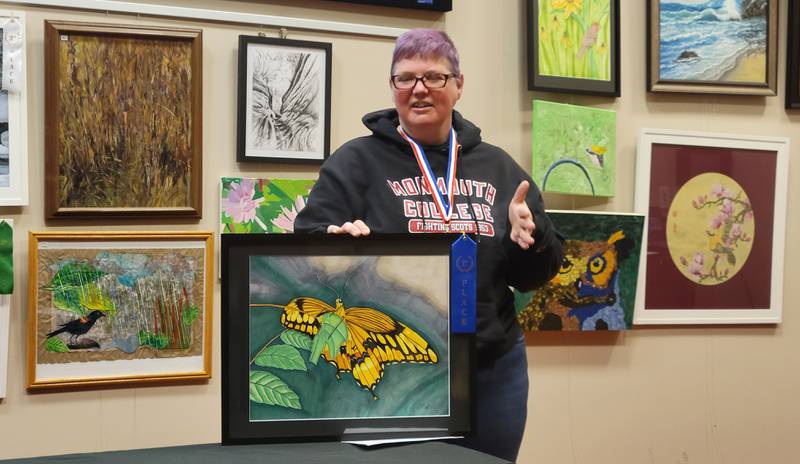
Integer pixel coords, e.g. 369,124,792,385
29,233,213,389
515,211,644,331
658,0,769,83
536,0,613,81
242,38,330,162
247,255,448,420
220,177,314,234
532,100,615,197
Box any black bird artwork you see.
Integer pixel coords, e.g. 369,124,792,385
46,310,106,345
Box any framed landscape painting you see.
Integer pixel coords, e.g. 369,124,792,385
527,0,620,96
787,0,800,108
515,211,644,331
237,35,331,163
634,129,788,324
0,11,28,206
221,234,471,443
220,177,315,234
647,0,778,95
532,100,616,197
27,231,213,390
44,21,202,218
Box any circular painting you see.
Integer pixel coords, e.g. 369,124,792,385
666,172,755,286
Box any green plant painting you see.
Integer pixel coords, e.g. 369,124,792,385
532,100,615,197
220,178,315,234
0,220,11,294
515,212,644,331
248,255,448,420
37,248,205,362
537,0,612,81
57,35,194,208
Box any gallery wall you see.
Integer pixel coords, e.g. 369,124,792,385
0,0,797,463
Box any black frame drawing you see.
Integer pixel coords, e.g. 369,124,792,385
787,0,800,109
527,0,620,97
236,35,332,164
221,233,472,444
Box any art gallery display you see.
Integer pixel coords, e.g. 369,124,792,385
527,0,620,96
647,0,778,95
237,35,331,163
532,100,616,197
634,129,788,324
27,231,213,389
44,21,203,218
516,211,644,331
221,234,471,443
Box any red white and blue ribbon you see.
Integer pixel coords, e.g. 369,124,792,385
397,126,459,223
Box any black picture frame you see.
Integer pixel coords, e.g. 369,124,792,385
236,36,332,164
221,233,473,444
327,0,451,12
527,0,620,97
787,0,800,109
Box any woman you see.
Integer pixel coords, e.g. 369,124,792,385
294,29,563,462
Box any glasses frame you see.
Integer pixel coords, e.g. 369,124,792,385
390,73,454,90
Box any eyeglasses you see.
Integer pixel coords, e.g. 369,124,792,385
390,72,454,90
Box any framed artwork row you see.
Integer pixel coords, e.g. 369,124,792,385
634,129,788,325
221,234,471,443
44,21,203,219
527,0,620,97
647,0,779,95
27,231,213,390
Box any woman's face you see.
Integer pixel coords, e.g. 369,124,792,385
391,56,463,143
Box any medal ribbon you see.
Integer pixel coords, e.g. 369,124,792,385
398,126,459,223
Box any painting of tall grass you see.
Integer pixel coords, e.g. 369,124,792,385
45,22,202,218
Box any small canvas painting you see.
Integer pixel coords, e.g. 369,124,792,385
532,100,616,197
515,211,644,331
658,0,768,83
248,254,449,420
220,177,314,234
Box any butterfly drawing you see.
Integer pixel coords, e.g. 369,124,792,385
256,295,438,400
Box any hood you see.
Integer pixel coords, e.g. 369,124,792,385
361,108,482,152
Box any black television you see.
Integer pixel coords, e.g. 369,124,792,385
327,0,451,12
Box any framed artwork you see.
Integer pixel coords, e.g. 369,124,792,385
237,35,331,164
221,234,471,443
532,100,616,197
44,21,202,219
787,0,800,108
220,177,315,234
647,0,778,95
27,231,213,390
527,0,620,96
634,129,788,324
327,0,452,11
0,11,28,206
515,211,644,331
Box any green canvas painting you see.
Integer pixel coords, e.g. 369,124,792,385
220,177,315,234
537,0,612,81
532,100,616,197
515,211,643,331
248,255,448,420
0,220,11,294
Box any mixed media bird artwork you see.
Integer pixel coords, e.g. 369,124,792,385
46,310,106,346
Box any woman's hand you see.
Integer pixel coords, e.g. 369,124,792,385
327,220,371,237
508,181,536,250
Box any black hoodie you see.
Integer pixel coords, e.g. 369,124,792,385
295,109,563,362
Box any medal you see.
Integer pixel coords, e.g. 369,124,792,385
398,126,458,223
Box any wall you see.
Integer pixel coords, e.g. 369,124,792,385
0,1,797,463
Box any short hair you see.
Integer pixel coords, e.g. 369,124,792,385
390,28,461,77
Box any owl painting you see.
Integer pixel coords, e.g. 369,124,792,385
515,211,645,331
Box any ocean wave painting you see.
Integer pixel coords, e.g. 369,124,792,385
659,0,768,82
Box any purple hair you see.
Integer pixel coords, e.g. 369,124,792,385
391,29,461,76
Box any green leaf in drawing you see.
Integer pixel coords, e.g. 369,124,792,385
280,330,312,351
253,345,307,371
309,312,347,365
249,370,302,410
45,336,70,353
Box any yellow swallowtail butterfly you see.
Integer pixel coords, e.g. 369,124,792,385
255,296,438,399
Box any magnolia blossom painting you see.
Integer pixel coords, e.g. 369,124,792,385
667,173,754,285
220,177,315,234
